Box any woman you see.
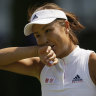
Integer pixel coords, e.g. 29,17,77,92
0,3,96,96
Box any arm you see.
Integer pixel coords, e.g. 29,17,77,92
0,46,44,79
89,52,96,85
0,46,57,79
0,57,44,80
0,46,38,65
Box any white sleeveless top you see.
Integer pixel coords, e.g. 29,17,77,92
40,46,96,96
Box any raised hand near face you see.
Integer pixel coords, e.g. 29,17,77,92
38,46,58,67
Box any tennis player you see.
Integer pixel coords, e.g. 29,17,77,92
0,3,96,96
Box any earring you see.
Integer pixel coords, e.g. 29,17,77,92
67,29,69,32
60,22,65,26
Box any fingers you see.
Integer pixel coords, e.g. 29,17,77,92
46,58,58,67
46,46,51,53
43,47,58,66
39,46,51,55
45,50,56,59
44,47,57,66
38,46,58,67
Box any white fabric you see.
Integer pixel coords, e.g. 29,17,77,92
40,46,96,96
24,9,67,36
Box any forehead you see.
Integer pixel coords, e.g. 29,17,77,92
32,21,58,33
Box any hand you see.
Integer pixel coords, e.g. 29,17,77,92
38,46,58,67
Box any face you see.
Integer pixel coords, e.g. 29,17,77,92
32,20,73,58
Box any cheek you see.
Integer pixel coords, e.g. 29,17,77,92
55,34,69,52
35,38,41,45
54,33,66,44
53,27,66,41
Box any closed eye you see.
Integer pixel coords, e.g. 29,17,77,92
45,29,53,33
35,34,40,38
33,33,40,38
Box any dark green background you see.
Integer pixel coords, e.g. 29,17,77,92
0,0,96,96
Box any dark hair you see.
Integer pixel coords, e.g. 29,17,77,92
27,3,85,45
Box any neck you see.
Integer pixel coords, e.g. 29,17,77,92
59,43,77,58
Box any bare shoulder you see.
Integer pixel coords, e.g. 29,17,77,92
89,52,96,85
89,52,96,66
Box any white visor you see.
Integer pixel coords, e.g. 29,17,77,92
24,9,68,36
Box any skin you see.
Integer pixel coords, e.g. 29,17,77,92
89,53,96,85
33,20,76,59
0,20,96,85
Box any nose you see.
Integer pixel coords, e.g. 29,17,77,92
38,36,48,46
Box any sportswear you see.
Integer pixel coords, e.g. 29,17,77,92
40,46,96,96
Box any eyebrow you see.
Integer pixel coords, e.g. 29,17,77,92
33,32,38,34
33,24,51,34
42,24,50,30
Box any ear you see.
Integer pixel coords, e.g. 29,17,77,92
65,20,70,33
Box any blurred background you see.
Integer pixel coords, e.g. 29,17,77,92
0,0,96,96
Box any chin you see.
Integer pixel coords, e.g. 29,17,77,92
55,52,61,58
56,51,65,58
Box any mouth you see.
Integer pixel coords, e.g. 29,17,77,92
45,42,56,51
50,44,56,51
51,44,55,48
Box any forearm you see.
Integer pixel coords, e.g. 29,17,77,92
0,46,38,65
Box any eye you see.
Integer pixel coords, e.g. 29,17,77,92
45,29,52,33
35,34,40,38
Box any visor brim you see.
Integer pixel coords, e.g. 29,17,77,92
24,18,56,36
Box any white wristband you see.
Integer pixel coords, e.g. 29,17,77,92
49,61,54,64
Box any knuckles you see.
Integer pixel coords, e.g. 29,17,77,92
37,46,58,66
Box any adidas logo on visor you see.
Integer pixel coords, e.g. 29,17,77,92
32,14,38,20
